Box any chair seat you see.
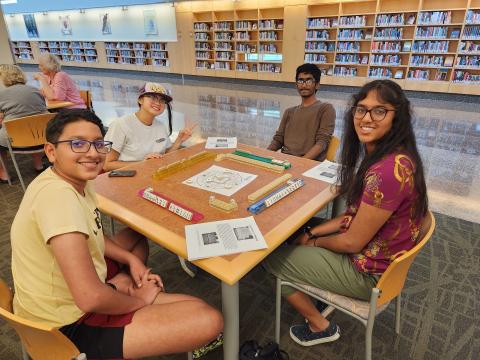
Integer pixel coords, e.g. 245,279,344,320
294,283,389,320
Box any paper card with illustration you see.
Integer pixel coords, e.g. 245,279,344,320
23,14,39,38
101,13,112,35
185,216,267,260
143,10,158,35
182,165,257,196
59,15,72,35
205,137,238,149
302,160,340,184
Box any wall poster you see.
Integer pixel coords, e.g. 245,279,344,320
143,9,158,35
59,15,72,35
23,14,39,38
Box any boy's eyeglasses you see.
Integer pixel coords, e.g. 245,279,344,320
52,140,113,154
145,94,166,104
351,106,396,122
296,78,315,86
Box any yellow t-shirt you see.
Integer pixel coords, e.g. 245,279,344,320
11,168,107,328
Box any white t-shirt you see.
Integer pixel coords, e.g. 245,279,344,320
105,113,172,161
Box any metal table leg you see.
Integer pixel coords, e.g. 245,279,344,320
222,281,239,360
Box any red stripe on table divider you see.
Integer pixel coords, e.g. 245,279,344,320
138,187,204,223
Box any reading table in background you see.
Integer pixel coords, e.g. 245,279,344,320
46,100,75,111
95,142,337,360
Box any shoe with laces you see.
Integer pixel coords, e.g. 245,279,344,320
290,321,340,346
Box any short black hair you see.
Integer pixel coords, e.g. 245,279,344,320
296,63,321,83
46,109,106,143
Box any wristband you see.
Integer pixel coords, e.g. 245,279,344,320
304,226,315,240
106,282,117,290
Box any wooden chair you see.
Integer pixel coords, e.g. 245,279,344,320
79,90,93,111
0,278,85,360
3,113,55,191
325,135,340,162
275,211,436,360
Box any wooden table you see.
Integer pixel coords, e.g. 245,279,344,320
95,143,337,360
46,100,75,110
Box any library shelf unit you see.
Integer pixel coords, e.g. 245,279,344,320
10,41,35,63
37,41,98,64
301,0,480,94
104,42,169,68
192,7,284,80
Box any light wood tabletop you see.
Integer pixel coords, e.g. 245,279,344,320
94,142,337,360
95,142,336,285
46,100,75,110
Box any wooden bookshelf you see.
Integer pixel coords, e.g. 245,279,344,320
10,41,35,63
8,0,480,95
104,42,169,68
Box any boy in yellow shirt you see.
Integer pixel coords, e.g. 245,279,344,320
11,109,223,359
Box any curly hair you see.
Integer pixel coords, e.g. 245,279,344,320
38,52,62,73
0,64,27,87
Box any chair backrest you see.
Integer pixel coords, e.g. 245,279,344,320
326,135,340,162
0,278,81,360
79,90,93,110
4,113,55,148
375,211,436,306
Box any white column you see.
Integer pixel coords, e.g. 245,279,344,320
0,6,15,64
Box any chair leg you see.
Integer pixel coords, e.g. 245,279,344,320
187,351,193,360
0,152,11,185
21,344,30,360
9,151,25,191
275,277,282,344
395,294,401,334
365,318,374,360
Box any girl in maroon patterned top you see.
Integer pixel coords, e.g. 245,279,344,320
264,80,428,346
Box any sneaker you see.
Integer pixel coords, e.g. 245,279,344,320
192,333,224,358
290,321,340,346
178,256,198,278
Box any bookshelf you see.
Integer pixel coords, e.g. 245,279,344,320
38,41,98,64
10,41,34,62
104,42,169,67
192,8,284,80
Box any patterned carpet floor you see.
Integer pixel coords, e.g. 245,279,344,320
0,154,478,360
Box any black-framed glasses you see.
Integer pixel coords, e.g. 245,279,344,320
53,140,113,154
296,78,316,86
351,106,396,122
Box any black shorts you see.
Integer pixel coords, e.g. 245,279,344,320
59,258,136,359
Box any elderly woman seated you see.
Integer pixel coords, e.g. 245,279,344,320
0,64,48,182
34,52,86,109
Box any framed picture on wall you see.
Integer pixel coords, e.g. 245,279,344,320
143,10,158,35
59,15,72,36
23,14,39,38
101,13,112,35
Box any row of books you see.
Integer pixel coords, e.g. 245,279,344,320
259,44,278,53
236,63,257,72
61,55,97,63
339,16,366,27
306,18,334,29
412,40,450,53
236,21,256,30
371,41,402,52
335,54,368,64
215,42,233,50
336,41,361,52
104,42,165,50
410,55,450,67
259,20,283,29
235,32,251,40
459,41,480,53
216,52,234,60
213,22,233,30
259,31,280,40
370,54,402,65
194,23,210,31
456,56,480,67
306,30,330,40
236,44,255,53
453,70,480,83
305,41,335,52
304,54,328,63
215,33,234,40
376,14,405,26
334,66,358,76
463,26,480,39
465,10,480,25
196,51,211,59
338,29,370,40
259,63,281,72
374,28,403,40
415,27,448,39
418,11,451,25
12,41,31,48
195,43,211,50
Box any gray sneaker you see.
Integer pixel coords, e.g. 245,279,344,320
178,256,198,278
290,321,340,346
